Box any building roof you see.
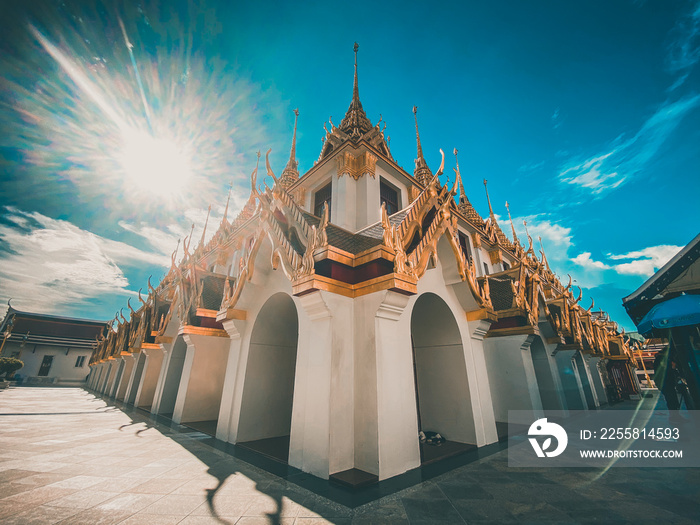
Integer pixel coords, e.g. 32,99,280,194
0,307,109,350
622,232,700,325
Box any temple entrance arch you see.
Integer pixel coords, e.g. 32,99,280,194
156,336,187,417
237,293,299,463
410,292,476,463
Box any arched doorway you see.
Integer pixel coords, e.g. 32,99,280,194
411,293,476,464
157,337,187,417
237,293,299,463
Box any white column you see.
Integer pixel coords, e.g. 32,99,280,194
466,319,500,445
217,318,246,442
374,291,421,480
289,291,354,479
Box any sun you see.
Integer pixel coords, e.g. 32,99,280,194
119,127,192,195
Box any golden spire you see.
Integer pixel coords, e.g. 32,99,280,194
199,204,211,249
505,201,520,245
454,148,467,204
414,106,424,161
483,179,495,220
538,235,552,272
222,181,233,225
281,108,300,188
523,220,534,252
339,42,373,138
412,106,433,185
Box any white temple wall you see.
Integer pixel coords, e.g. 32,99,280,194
150,341,174,414
99,361,114,393
115,355,136,401
587,356,609,405
483,334,544,424
108,359,125,398
554,348,587,410
575,352,600,409
530,336,566,411
172,333,229,424
133,347,163,409
104,359,121,396
155,337,187,415
125,352,147,405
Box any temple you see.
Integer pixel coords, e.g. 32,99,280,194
86,44,640,484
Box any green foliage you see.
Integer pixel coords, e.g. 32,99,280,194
0,357,24,378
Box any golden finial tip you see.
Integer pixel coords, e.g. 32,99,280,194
293,108,299,117
453,148,458,156
354,42,359,52
413,105,417,114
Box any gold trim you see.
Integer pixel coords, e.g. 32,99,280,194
484,325,539,338
178,325,229,338
154,335,173,344
292,272,418,298
141,343,161,350
195,308,218,318
216,308,247,322
466,309,498,322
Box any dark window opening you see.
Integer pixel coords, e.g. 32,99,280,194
75,355,86,367
380,179,399,216
483,263,489,275
458,232,472,261
314,182,332,218
503,261,510,271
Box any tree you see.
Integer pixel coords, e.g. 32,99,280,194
0,357,24,379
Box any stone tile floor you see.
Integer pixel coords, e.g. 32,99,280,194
1,387,699,524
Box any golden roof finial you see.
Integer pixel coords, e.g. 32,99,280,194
282,109,300,187
413,106,424,161
199,204,212,249
453,148,470,205
538,235,552,272
222,181,233,225
353,42,359,102
412,106,433,185
523,220,534,252
483,179,495,219
505,201,520,245
339,42,372,137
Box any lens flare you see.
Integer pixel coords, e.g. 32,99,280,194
120,128,192,194
0,2,277,216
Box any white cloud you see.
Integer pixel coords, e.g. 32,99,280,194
571,252,611,271
0,207,170,316
559,95,700,195
607,245,683,276
667,1,700,72
511,215,573,252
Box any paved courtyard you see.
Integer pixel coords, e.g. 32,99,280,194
0,387,699,524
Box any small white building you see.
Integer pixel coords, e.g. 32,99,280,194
0,306,108,386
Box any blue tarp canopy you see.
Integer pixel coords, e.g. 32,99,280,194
637,293,700,336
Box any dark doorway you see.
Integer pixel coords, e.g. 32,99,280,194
38,355,54,376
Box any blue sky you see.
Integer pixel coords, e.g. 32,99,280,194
0,0,698,330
